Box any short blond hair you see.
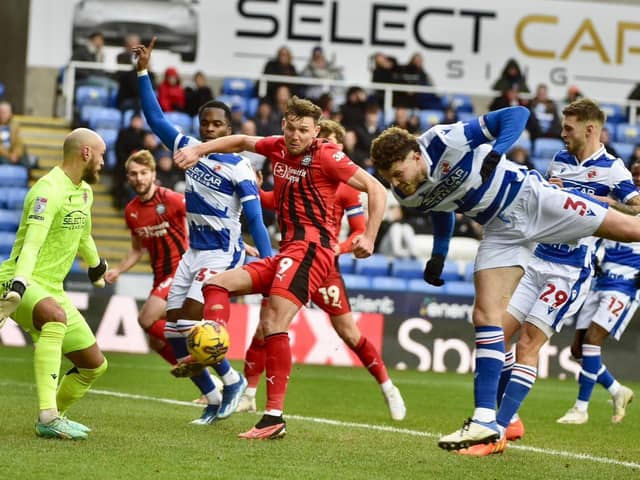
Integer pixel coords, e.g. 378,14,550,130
318,119,346,144
562,98,606,125
125,149,156,172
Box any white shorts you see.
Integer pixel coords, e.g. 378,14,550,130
166,247,245,311
575,288,639,340
507,257,593,338
476,173,607,272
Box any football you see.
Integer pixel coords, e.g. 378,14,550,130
186,321,230,365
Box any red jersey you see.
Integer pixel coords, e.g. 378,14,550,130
255,137,358,248
124,186,188,287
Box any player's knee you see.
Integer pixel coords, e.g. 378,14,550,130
570,343,582,359
45,305,68,326
79,358,108,381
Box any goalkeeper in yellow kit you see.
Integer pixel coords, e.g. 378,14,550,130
0,128,109,439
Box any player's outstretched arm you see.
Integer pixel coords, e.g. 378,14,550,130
104,236,145,284
132,37,180,150
174,135,260,169
482,106,530,154
243,197,273,258
347,168,387,258
424,211,455,286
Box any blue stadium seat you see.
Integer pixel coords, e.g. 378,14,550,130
0,209,21,232
3,187,28,210
463,261,475,282
612,142,634,164
442,280,475,297
338,254,354,274
616,123,640,144
407,278,445,294
442,94,474,113
532,138,565,159
216,95,248,114
457,111,476,123
371,276,408,292
511,133,532,155
246,97,259,118
342,274,371,290
354,254,390,276
441,261,463,282
531,157,551,174
383,108,396,126
82,106,122,130
391,258,424,279
418,109,445,129
75,85,109,108
600,103,626,124
0,165,28,187
164,111,194,135
70,259,83,273
222,78,255,98
122,109,150,129
0,231,15,256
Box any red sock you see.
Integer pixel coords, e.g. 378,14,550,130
353,336,389,384
244,337,266,388
264,333,291,412
202,285,230,326
146,319,176,365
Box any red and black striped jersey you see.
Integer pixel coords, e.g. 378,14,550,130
255,137,358,248
124,186,188,287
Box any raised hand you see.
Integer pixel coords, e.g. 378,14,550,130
132,36,157,72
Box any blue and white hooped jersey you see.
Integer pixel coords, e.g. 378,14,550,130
174,134,260,252
534,146,638,268
595,240,640,297
392,117,528,225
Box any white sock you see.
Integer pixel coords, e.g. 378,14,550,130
473,407,496,423
380,379,394,395
265,409,282,417
608,380,621,396
245,387,257,398
575,400,589,412
221,369,240,385
205,389,222,405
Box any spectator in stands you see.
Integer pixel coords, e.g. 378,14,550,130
491,58,529,93
376,193,418,259
387,106,420,134
241,119,257,136
508,145,535,170
354,103,383,167
316,92,335,119
72,31,105,63
627,83,640,119
527,83,562,143
396,52,439,110
489,85,526,112
0,101,28,167
142,131,169,161
262,46,299,101
564,85,584,103
155,150,185,192
371,52,401,107
442,106,459,125
113,113,146,208
339,86,368,130
252,97,280,136
630,160,640,186
116,67,156,111
600,127,619,158
230,104,245,134
157,67,186,112
184,71,213,117
116,34,140,65
342,129,368,170
301,46,344,102
628,144,640,165
272,84,292,119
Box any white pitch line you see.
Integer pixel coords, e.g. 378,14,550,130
89,388,640,471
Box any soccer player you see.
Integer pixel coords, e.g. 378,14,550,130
133,38,272,425
460,98,640,456
0,128,109,439
369,105,640,452
237,119,406,420
173,97,388,439
104,150,187,366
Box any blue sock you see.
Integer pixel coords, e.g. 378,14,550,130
577,344,601,403
474,326,504,412
164,320,197,360
213,358,231,377
189,370,216,396
496,363,537,428
597,364,615,389
497,348,514,407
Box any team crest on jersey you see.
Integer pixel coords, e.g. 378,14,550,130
587,169,597,179
214,164,223,171
156,203,166,215
332,151,345,162
33,196,48,214
302,154,312,166
440,161,451,175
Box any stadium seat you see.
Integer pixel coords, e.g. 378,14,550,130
611,142,634,164
338,254,354,274
511,132,532,155
532,156,551,174
371,276,408,292
0,165,28,187
221,77,255,98
342,273,371,290
457,111,476,123
442,94,474,113
442,280,475,297
82,106,122,130
532,138,565,159
600,103,626,124
0,209,21,232
383,108,396,126
75,85,109,108
2,187,28,210
354,254,390,276
407,278,445,294
122,109,150,130
463,261,475,282
164,111,194,135
246,97,259,118
391,258,424,279
216,95,248,114
441,261,463,282
418,109,445,129
616,123,640,144
0,231,15,256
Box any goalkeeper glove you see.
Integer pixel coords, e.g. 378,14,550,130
0,279,26,328
88,258,108,288
423,254,445,286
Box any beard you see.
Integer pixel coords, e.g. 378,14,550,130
135,182,153,197
82,168,100,184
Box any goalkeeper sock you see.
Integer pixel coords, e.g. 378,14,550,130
35,321,67,415
57,359,108,416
